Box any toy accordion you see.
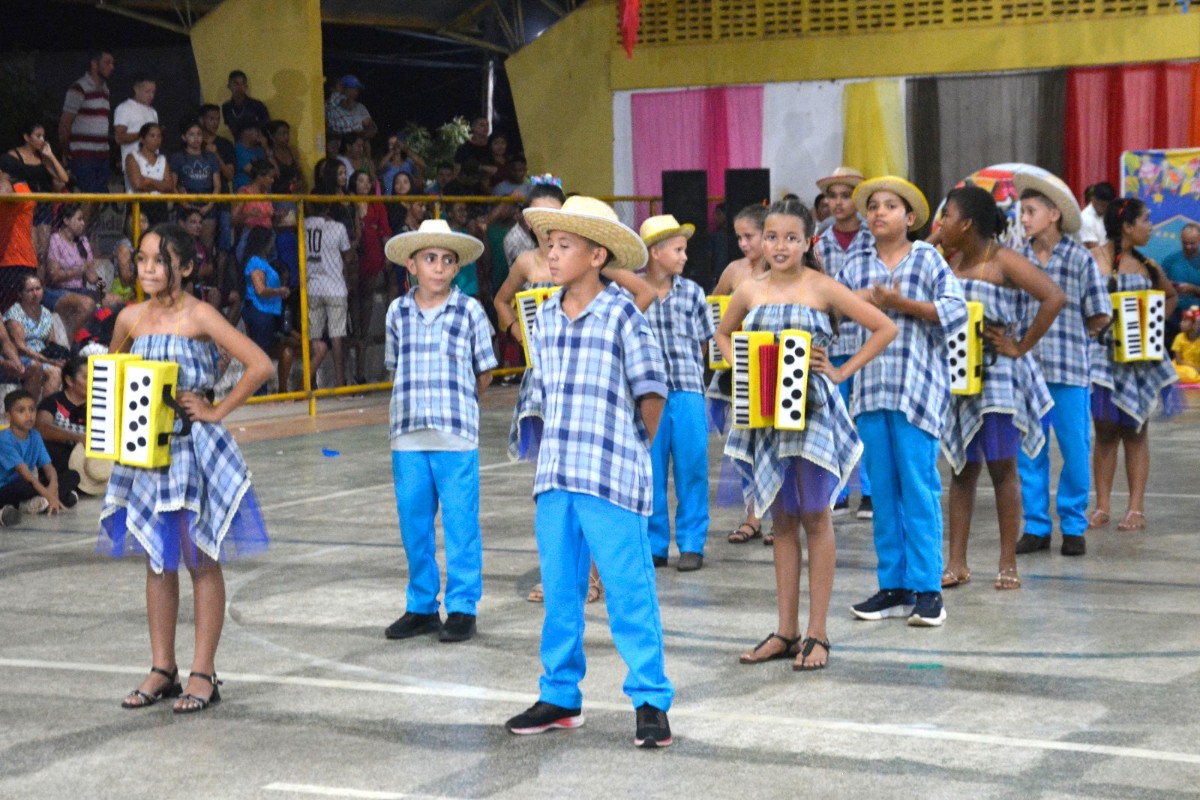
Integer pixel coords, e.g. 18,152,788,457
948,301,985,396
513,286,561,366
1110,290,1166,363
706,294,731,370
85,354,192,468
730,329,812,431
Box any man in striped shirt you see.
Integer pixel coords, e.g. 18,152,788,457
58,50,114,196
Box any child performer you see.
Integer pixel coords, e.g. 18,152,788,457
1171,306,1200,383
1087,197,1179,533
504,196,674,748
0,389,80,525
1012,168,1111,556
814,166,874,519
711,204,771,544
719,199,895,670
380,219,497,643
937,187,1064,590
101,223,272,713
638,214,714,571
839,177,968,627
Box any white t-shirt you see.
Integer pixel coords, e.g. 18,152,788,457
304,216,351,297
1078,203,1107,247
113,99,159,169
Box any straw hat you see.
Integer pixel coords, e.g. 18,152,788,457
523,196,648,271
384,219,484,266
816,166,865,192
1012,166,1082,234
68,443,114,496
853,176,931,231
639,214,695,248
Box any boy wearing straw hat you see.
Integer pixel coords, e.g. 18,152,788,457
1011,167,1111,556
839,177,968,627
637,214,714,572
506,196,675,748
815,166,874,519
380,219,498,644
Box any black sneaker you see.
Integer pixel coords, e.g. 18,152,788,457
832,497,851,517
676,552,703,572
634,703,673,748
1061,535,1086,556
652,555,668,568
0,505,19,527
384,611,441,640
439,612,477,642
62,490,79,509
505,701,585,734
907,591,947,627
1015,533,1051,554
850,589,915,620
855,496,873,520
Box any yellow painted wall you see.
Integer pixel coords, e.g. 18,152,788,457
506,2,614,197
190,0,324,182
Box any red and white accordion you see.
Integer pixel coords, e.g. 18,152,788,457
730,330,812,430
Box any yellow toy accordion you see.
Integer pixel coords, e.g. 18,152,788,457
1110,290,1166,363
706,294,731,370
85,354,192,468
513,286,561,366
948,301,985,396
730,330,812,431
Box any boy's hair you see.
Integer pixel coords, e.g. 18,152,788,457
581,236,617,268
228,69,248,84
1019,188,1063,232
198,103,220,117
63,355,88,384
1092,182,1117,203
4,389,33,413
734,203,768,229
132,74,155,88
765,197,822,273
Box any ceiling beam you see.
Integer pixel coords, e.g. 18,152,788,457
94,1,190,34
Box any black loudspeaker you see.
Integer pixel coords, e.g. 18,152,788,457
723,168,771,265
661,170,712,289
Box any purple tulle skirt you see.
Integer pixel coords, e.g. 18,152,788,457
1091,386,1142,429
513,416,544,463
717,455,839,516
964,413,1021,464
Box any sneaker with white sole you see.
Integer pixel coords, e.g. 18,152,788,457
855,496,873,520
634,703,673,748
907,591,947,627
850,589,915,620
505,701,584,735
832,497,851,517
0,505,19,527
19,496,49,515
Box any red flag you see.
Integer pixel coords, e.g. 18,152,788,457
620,0,640,59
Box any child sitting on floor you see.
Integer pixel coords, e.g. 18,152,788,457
1171,306,1200,383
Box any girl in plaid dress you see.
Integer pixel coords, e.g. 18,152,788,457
100,223,272,714
717,198,895,670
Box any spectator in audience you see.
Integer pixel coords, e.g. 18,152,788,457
443,159,488,197
304,202,351,387
322,131,351,186
0,389,79,523
445,201,482,300
124,122,173,227
388,196,425,299
7,122,70,266
454,115,493,178
342,133,374,182
492,155,530,201
34,355,88,478
113,76,158,179
349,169,389,383
0,315,40,397
1162,222,1200,345
387,170,414,233
59,49,114,198
1078,182,1115,249
170,118,222,256
428,162,455,195
102,238,135,309
0,155,39,314
325,76,377,142
265,120,304,196
5,275,68,396
378,132,425,193
179,208,219,307
44,204,100,331
233,123,267,190
198,103,236,190
221,70,270,135
487,133,513,188
240,227,299,394
233,159,277,264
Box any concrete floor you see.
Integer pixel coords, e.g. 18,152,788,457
2,387,1199,799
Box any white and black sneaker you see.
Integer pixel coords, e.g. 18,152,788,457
850,589,916,620
505,702,585,735
907,591,947,627
19,496,49,515
634,703,673,748
855,496,873,520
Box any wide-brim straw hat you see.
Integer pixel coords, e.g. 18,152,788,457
68,443,114,496
816,166,865,192
853,176,931,231
523,196,648,271
1012,166,1082,234
639,214,695,248
384,219,484,266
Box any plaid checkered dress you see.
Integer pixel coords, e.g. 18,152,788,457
724,305,862,517
508,281,556,460
941,280,1054,473
1089,273,1179,427
99,334,267,574
815,226,874,358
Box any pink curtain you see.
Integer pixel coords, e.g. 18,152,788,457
631,86,763,226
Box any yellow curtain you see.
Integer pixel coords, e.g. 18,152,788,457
842,80,908,179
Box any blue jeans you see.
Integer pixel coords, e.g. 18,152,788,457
649,391,710,558
69,159,110,193
1018,384,1091,538
832,354,871,503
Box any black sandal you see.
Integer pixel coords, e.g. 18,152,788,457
793,637,831,672
739,632,801,664
121,666,182,709
728,522,761,544
173,672,223,714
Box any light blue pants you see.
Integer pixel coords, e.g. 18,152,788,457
649,391,710,558
832,355,871,503
1018,384,1091,538
391,449,483,616
535,490,674,712
857,410,943,593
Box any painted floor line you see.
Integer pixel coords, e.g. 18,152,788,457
3,656,1200,766
263,784,461,800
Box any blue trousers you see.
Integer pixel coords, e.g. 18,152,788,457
832,355,871,503
391,449,483,616
649,391,710,558
535,490,674,712
857,410,943,593
1018,384,1091,538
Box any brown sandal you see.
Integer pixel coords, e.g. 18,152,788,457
941,568,971,588
739,632,801,664
1087,510,1111,530
728,522,761,544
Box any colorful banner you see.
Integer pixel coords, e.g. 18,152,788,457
1121,148,1200,264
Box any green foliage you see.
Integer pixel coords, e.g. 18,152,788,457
401,116,469,171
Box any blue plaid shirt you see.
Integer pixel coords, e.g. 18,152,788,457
1018,237,1111,387
815,224,875,357
838,240,968,438
637,276,714,395
384,288,498,444
529,282,668,515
